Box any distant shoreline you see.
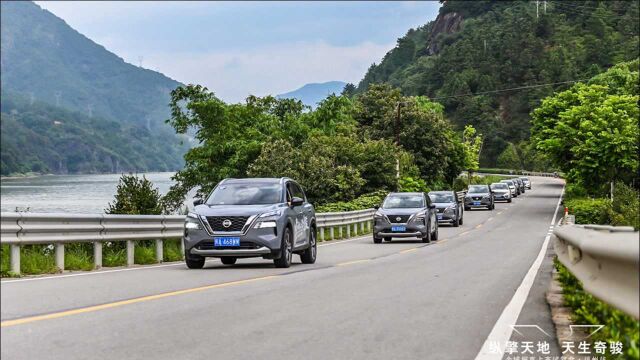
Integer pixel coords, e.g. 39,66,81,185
1,171,177,181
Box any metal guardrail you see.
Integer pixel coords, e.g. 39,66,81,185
1,209,378,275
554,222,639,319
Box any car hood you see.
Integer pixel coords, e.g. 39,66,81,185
493,189,509,194
433,202,455,209
466,192,490,197
377,208,425,215
194,203,284,217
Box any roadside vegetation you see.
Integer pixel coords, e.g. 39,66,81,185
532,59,639,357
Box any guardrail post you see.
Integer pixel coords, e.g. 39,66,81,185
360,222,364,234
55,243,64,271
10,244,20,275
329,227,334,240
180,238,185,260
346,224,351,238
338,226,343,239
156,239,163,263
126,240,134,266
319,227,325,241
94,242,102,269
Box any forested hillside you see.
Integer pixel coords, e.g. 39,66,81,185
0,92,186,176
356,1,639,166
0,1,187,175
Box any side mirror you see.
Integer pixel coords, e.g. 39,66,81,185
193,198,204,206
429,204,436,209
290,197,304,207
373,205,379,210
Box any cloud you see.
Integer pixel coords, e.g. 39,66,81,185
140,41,393,103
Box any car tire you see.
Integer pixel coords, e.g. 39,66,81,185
300,228,317,264
432,222,439,241
384,237,392,242
507,198,512,203
464,206,470,211
274,227,293,268
458,216,463,225
422,223,431,243
373,236,382,244
489,203,495,210
220,257,237,265
185,253,205,269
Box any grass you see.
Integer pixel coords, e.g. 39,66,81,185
163,239,183,262
64,244,94,271
318,224,372,242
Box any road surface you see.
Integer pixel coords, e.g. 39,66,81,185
1,176,565,359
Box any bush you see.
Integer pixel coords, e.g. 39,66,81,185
398,176,429,192
555,259,639,360
565,198,612,225
316,190,388,212
611,182,639,230
106,173,164,215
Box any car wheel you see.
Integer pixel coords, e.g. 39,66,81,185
274,227,293,268
507,198,512,203
220,257,237,265
464,206,470,211
185,253,205,269
300,228,317,264
458,215,463,225
373,236,382,244
453,214,459,227
432,222,439,241
384,237,392,242
422,223,431,243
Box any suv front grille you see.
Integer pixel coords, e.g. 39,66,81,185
471,196,482,200
437,208,445,213
388,215,410,223
206,216,249,232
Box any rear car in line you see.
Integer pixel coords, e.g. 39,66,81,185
183,177,317,269
428,191,464,227
513,177,525,194
520,177,531,189
490,182,512,203
373,192,439,243
464,185,495,210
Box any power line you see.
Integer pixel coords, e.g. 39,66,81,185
427,79,591,101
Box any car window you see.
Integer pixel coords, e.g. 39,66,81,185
429,193,455,203
287,182,305,202
382,194,425,209
468,185,489,193
490,183,508,190
207,183,282,205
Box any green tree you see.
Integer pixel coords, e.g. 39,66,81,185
496,142,521,169
106,174,163,215
532,60,639,195
462,125,483,171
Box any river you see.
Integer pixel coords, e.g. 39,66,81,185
0,172,181,214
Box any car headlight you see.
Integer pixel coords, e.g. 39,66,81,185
254,220,277,229
374,212,389,223
259,210,282,218
409,211,427,223
185,213,202,230
444,205,455,214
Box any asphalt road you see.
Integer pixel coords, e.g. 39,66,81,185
1,176,565,360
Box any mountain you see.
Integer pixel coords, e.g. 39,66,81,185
0,1,187,175
357,1,639,166
277,81,346,108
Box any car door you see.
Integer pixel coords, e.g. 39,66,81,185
287,182,309,247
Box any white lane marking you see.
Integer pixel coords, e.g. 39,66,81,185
475,184,564,360
1,235,370,284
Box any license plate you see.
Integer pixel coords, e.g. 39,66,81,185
437,215,443,220
473,201,481,206
214,237,240,247
391,226,406,232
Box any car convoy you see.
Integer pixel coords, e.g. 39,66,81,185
183,176,533,268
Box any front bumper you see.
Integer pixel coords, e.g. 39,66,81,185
464,198,492,208
373,220,427,239
436,212,457,223
493,193,511,202
183,224,282,258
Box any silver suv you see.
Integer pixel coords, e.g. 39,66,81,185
183,178,316,269
373,192,439,243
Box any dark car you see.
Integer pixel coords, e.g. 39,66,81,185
373,192,438,243
183,178,317,269
464,185,495,210
490,182,512,203
428,191,464,227
520,177,532,189
513,177,525,194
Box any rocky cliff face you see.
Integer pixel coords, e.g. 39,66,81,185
426,12,464,55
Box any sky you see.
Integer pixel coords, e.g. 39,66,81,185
37,1,441,103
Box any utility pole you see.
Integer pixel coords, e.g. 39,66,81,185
536,0,539,19
395,102,402,191
544,0,547,14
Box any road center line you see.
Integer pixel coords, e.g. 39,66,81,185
1,275,278,328
474,184,565,359
399,248,417,254
336,259,370,267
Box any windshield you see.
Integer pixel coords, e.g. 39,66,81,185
501,180,514,186
206,183,282,205
490,183,508,190
429,193,455,203
468,185,489,194
383,194,425,209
